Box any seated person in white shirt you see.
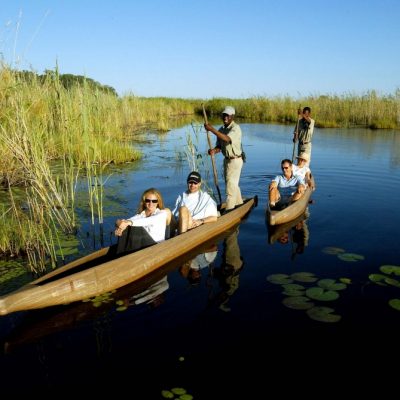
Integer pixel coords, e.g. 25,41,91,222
114,188,172,254
293,152,314,189
269,159,305,208
172,171,218,234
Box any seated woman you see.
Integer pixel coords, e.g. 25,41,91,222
293,152,314,189
115,188,172,254
269,159,305,208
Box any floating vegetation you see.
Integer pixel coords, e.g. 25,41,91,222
161,387,193,399
282,296,314,310
322,246,345,255
388,299,400,311
267,272,348,323
267,273,293,285
339,277,352,284
306,306,342,323
337,253,365,262
0,259,27,284
369,265,400,310
82,291,115,307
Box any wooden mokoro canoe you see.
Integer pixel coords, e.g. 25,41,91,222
266,176,315,226
0,197,257,316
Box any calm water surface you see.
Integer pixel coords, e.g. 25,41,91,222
1,123,400,395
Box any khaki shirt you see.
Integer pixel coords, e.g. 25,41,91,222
297,118,315,144
217,121,242,158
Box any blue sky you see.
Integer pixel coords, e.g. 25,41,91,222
1,0,399,98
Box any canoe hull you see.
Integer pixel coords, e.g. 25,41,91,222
0,197,256,315
266,177,315,226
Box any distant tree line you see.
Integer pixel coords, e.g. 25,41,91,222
14,69,118,96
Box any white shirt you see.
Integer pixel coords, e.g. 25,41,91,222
128,208,168,242
172,191,218,219
293,164,311,181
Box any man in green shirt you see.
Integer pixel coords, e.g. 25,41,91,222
293,106,315,164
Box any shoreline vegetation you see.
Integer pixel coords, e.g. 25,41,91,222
0,64,399,274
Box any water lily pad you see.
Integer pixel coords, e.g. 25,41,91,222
307,306,342,323
322,246,345,255
55,247,79,256
179,395,193,400
380,265,400,276
384,277,400,288
282,283,305,291
369,274,388,286
290,272,318,283
339,278,352,284
282,290,306,297
388,299,400,311
317,279,347,291
116,306,127,312
282,296,315,310
267,274,293,284
115,300,124,306
161,390,174,399
172,388,186,395
306,287,339,301
337,253,364,262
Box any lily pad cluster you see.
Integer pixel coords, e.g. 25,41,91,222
54,236,80,258
369,265,400,311
267,272,348,323
0,259,27,284
82,291,129,311
161,387,193,399
322,246,365,262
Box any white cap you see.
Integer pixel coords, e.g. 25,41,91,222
222,106,235,115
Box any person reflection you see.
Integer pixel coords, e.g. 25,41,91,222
212,226,244,312
276,214,310,257
179,245,218,285
128,276,169,309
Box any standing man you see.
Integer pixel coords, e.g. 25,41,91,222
293,107,315,163
204,106,243,211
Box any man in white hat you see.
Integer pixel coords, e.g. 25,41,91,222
204,106,244,211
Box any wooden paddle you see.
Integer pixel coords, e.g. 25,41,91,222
292,107,301,163
202,104,222,205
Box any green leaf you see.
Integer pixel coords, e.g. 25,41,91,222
384,277,400,288
282,296,315,310
179,395,193,400
307,306,342,323
339,278,352,284
388,299,400,311
380,265,400,276
172,388,187,395
116,306,127,312
161,390,174,399
267,274,293,284
337,253,365,262
306,287,339,301
55,247,79,256
282,283,305,291
369,274,388,286
317,279,347,291
322,246,345,255
290,272,318,283
282,290,306,297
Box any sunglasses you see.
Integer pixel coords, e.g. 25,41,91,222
188,181,199,185
145,199,158,203
282,166,290,170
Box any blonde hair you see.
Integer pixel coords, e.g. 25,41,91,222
138,188,165,213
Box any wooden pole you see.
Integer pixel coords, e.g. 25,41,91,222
292,107,301,163
202,104,222,205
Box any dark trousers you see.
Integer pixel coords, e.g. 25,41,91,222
116,226,157,255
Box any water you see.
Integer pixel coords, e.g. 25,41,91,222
1,123,400,395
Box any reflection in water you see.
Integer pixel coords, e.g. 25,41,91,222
129,275,169,308
267,209,310,258
209,227,244,312
179,245,218,286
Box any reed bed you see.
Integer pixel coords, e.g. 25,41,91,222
200,91,400,129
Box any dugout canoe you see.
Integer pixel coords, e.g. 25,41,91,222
0,197,257,316
266,176,315,226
